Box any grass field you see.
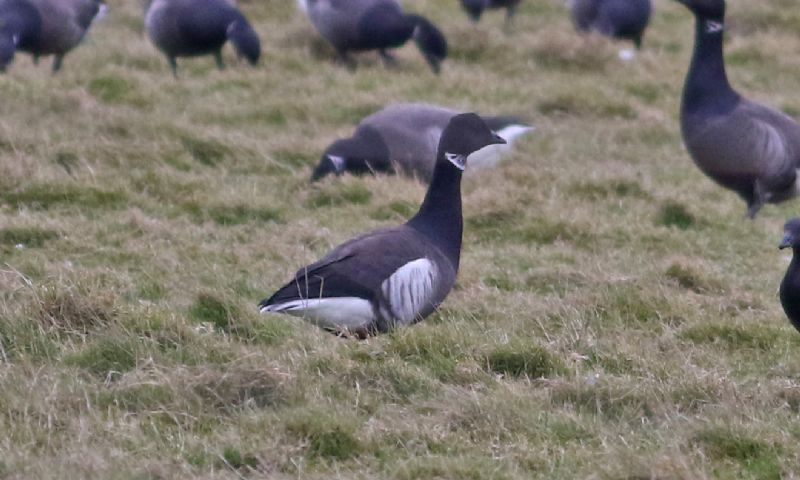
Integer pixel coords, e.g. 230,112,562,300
2,0,800,478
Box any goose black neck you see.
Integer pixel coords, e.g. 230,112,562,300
682,16,739,116
407,155,463,269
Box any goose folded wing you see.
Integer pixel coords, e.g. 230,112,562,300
737,101,800,192
262,228,427,307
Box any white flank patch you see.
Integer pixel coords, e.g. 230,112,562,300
618,48,636,61
327,154,346,172
379,258,437,325
296,0,308,13
467,124,534,170
261,297,374,330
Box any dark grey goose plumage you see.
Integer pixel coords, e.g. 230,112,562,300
259,113,506,337
460,0,522,28
675,0,800,218
299,0,447,73
570,0,651,51
311,103,534,182
779,218,800,333
0,0,103,72
145,0,261,75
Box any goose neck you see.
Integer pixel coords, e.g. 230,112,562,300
682,16,738,115
408,156,463,269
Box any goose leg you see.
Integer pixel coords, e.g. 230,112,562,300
747,180,768,219
32,54,39,66
379,50,398,68
51,55,64,73
214,50,225,70
168,56,178,77
336,50,356,71
504,6,517,32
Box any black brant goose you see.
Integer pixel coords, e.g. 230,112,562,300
145,0,261,75
311,103,533,182
779,218,800,333
299,0,447,73
570,0,651,59
675,0,800,218
0,0,103,72
259,113,506,337
460,0,522,28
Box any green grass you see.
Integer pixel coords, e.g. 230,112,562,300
2,0,800,478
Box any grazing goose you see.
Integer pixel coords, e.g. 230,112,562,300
301,0,447,73
460,0,522,28
145,0,261,75
0,0,103,72
779,218,800,333
311,103,533,182
260,114,506,337
570,0,651,58
675,0,800,218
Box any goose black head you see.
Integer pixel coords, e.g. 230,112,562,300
408,15,448,73
460,0,485,22
228,19,261,65
311,126,390,181
438,113,506,171
674,0,725,20
780,219,800,250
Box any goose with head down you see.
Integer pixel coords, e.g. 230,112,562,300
145,0,261,75
311,103,533,183
0,0,103,72
300,0,447,73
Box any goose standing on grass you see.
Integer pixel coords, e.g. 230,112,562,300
311,103,533,182
145,0,261,75
0,0,104,72
674,0,800,218
570,0,651,60
460,0,522,29
300,0,447,73
259,114,506,337
779,219,800,333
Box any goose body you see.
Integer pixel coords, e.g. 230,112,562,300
0,0,102,71
570,0,651,48
779,219,800,333
145,0,261,74
675,0,800,218
301,0,447,72
260,114,506,337
312,103,533,182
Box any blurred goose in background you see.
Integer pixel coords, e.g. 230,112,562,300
570,0,651,60
675,0,800,218
311,103,533,182
260,114,506,337
460,0,522,29
779,218,800,334
299,0,447,73
0,0,104,72
145,0,261,75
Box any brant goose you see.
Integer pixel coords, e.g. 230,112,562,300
570,0,651,59
675,0,800,218
311,103,533,182
145,0,261,75
460,0,522,28
779,218,800,333
0,0,103,72
259,113,506,337
300,0,447,73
